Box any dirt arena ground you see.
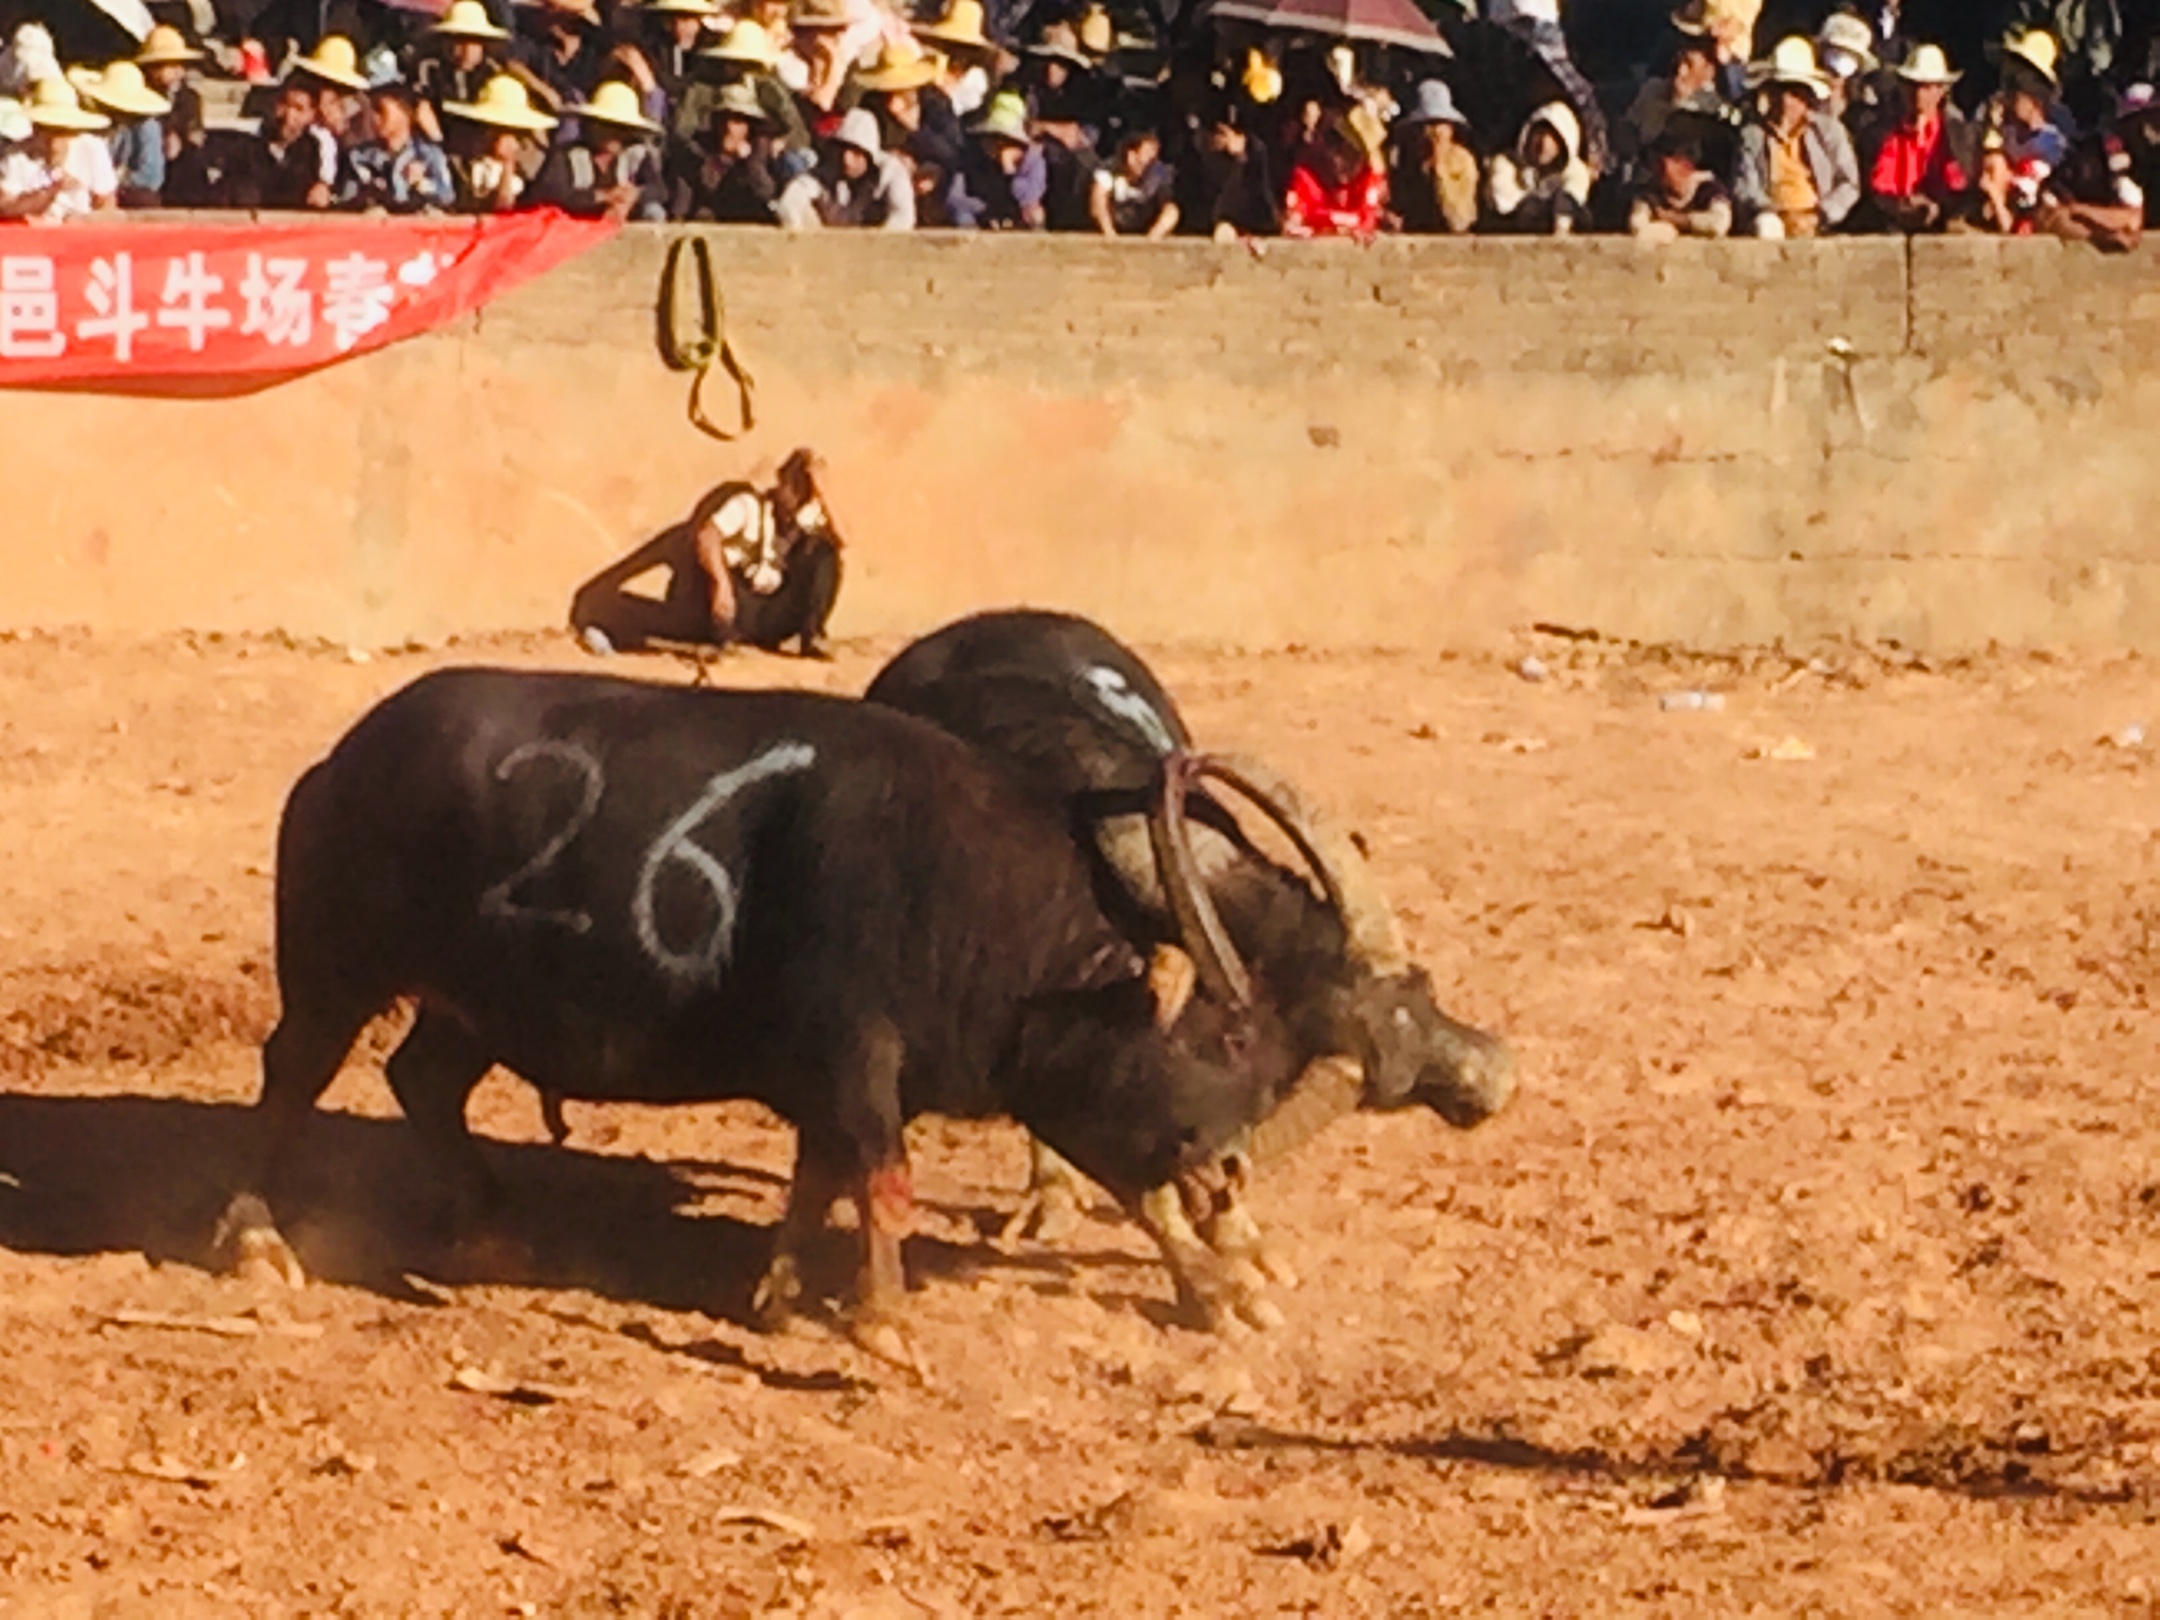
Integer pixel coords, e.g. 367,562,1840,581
1,628,2156,1617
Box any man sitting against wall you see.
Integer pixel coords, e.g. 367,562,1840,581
570,450,844,662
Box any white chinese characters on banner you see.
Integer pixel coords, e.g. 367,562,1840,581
323,253,396,353
77,252,150,362
238,254,312,347
0,257,65,360
156,251,234,352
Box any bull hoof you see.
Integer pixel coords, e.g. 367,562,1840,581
847,1312,931,1385
1180,1264,1284,1335
215,1194,307,1288
750,1254,804,1331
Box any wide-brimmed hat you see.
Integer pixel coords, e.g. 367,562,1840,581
1747,35,1828,97
1896,43,1960,85
854,36,938,91
572,77,660,131
2001,27,2059,87
712,79,771,122
26,75,110,131
917,0,994,55
432,0,512,40
700,19,779,65
1025,20,1090,68
84,59,173,117
970,89,1029,143
446,73,558,129
833,104,881,154
791,0,851,30
1671,0,1758,41
136,24,205,65
291,35,369,91
1814,12,1876,74
1397,77,1465,128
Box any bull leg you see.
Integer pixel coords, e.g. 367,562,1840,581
216,998,377,1286
750,1133,848,1330
995,1136,1089,1249
832,1019,927,1378
381,1007,501,1235
1188,1151,1298,1289
1134,1183,1285,1334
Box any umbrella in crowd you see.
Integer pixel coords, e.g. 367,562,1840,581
1440,14,1609,169
1204,0,1453,57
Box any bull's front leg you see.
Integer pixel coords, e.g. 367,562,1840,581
1133,1181,1285,1333
996,1136,1090,1249
751,1134,849,1330
1185,1149,1298,1289
836,1019,929,1380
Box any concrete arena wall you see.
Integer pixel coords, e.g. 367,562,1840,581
5,229,2158,652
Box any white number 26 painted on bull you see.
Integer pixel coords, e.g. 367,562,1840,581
633,741,817,989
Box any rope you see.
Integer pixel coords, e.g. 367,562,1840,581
659,235,756,443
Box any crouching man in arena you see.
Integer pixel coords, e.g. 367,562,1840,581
570,448,844,660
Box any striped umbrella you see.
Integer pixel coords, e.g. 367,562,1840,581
1204,0,1453,56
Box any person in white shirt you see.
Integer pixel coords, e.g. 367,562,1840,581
0,77,117,223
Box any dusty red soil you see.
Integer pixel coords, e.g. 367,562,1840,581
1,628,2157,1617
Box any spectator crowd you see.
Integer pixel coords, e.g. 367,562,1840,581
0,0,2156,245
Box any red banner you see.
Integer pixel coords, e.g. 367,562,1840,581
0,210,617,388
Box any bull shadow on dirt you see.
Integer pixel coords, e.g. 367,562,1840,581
0,1094,1162,1330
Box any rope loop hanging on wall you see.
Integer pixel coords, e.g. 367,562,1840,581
659,235,757,443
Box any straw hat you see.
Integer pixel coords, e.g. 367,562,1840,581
1671,0,1760,42
445,73,559,130
791,0,852,30
2001,27,2059,88
917,0,994,56
1076,2,1111,56
1025,20,1089,68
970,88,1028,143
136,24,205,65
700,19,779,65
712,79,772,122
571,77,660,132
1815,12,1876,75
854,36,938,92
1747,35,1829,97
84,59,173,118
1895,43,1960,85
25,75,110,131
431,0,512,40
292,35,369,92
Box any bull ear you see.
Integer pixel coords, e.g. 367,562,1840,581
1147,945,1197,1030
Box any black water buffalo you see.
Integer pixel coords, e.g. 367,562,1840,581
220,668,1304,1362
866,610,1517,1312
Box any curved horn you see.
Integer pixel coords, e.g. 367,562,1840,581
1187,752,1409,975
1148,752,1255,1008
1246,1054,1365,1164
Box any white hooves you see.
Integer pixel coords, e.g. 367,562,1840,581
216,1194,307,1288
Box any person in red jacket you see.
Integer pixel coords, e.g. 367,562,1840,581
1282,109,1385,238
1866,42,1969,232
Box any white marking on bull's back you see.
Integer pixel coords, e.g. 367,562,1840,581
1081,664,1177,755
632,741,817,989
479,741,605,935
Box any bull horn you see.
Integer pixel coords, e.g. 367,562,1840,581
1147,944,1197,1029
1188,752,1409,976
1149,753,1255,1008
1246,1053,1366,1164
